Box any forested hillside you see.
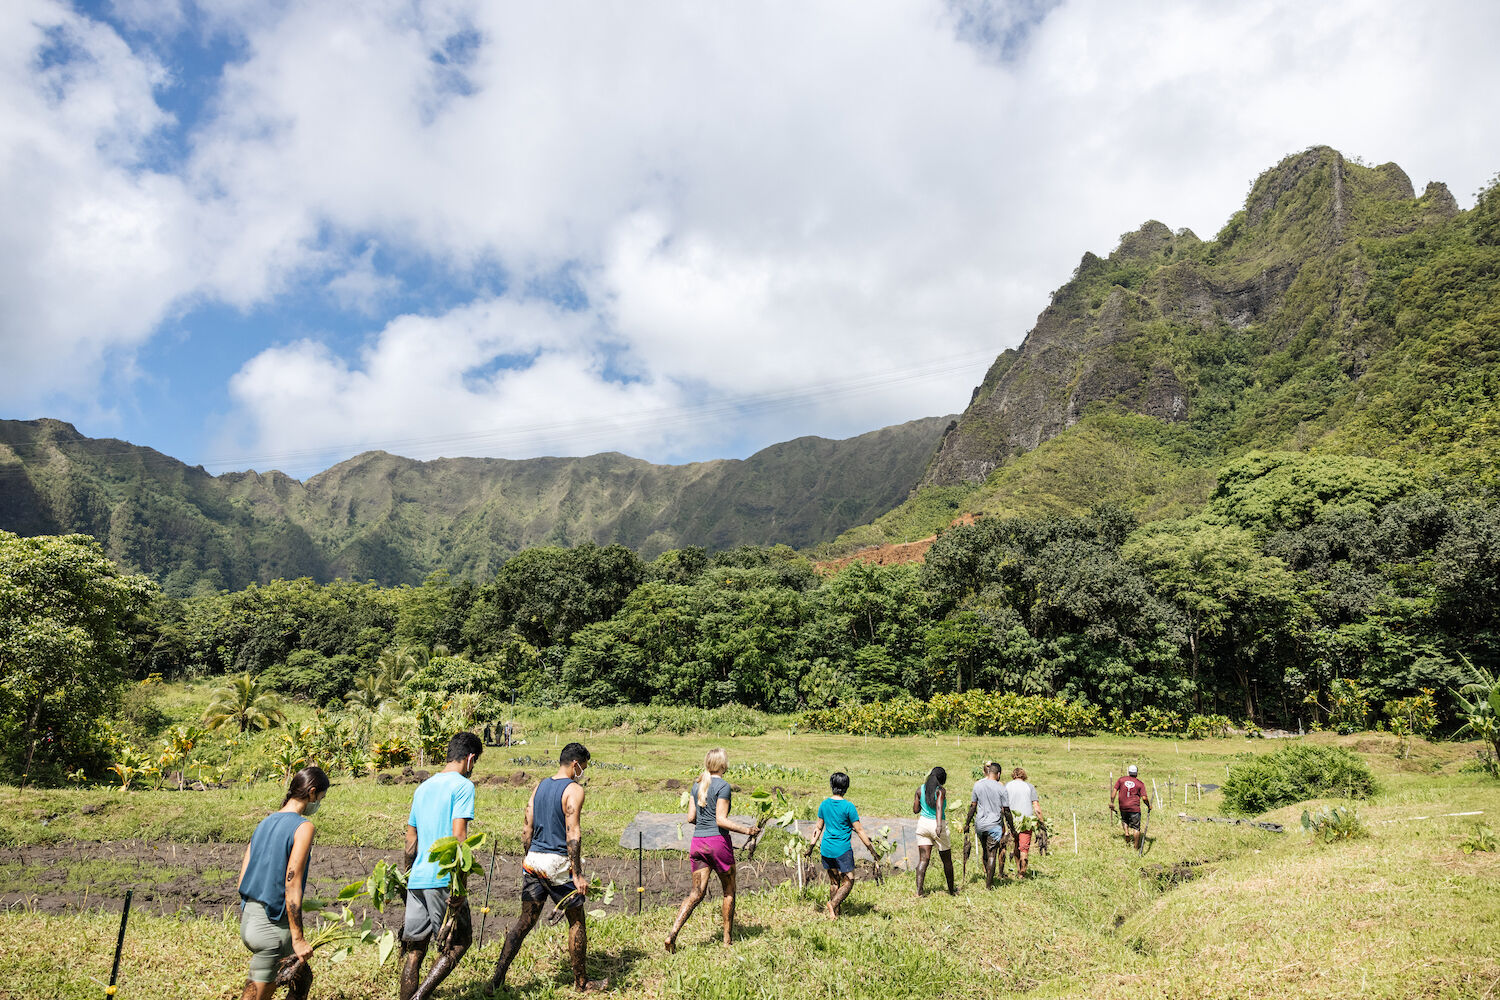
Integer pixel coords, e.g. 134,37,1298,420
0,415,951,593
826,147,1500,554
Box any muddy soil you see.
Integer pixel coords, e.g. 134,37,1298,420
0,840,848,925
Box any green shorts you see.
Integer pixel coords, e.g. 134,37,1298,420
240,900,293,983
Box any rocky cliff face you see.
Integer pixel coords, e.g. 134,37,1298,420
923,146,1449,486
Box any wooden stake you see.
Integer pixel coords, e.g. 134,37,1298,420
793,819,804,892
1072,812,1078,855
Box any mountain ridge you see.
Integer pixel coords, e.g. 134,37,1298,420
818,145,1497,558
0,414,954,591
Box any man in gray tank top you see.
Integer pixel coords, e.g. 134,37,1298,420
489,742,607,993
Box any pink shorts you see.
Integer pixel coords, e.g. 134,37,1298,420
689,834,734,874
1016,831,1032,855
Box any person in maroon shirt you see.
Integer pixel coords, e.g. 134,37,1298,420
1110,765,1151,850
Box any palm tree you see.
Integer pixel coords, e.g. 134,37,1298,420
375,646,421,696
203,673,286,733
348,671,390,713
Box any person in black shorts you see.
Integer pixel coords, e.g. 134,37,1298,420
488,743,607,993
1110,765,1151,850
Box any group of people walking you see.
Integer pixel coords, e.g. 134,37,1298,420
233,735,1079,998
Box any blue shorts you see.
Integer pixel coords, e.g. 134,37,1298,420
821,850,854,875
979,824,1006,847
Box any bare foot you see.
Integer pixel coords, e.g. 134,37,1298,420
664,937,676,954
577,978,610,992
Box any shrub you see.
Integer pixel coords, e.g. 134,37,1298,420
1221,743,1377,814
510,702,778,737
373,738,413,769
1384,690,1439,740
1184,714,1232,739
801,691,1101,737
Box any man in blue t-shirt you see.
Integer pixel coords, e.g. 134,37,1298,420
805,771,879,919
400,732,481,1000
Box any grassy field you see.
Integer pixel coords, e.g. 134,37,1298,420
1,727,1496,999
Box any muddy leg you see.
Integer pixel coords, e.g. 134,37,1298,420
566,904,607,990
489,899,544,993
239,980,272,1000
828,872,855,917
914,845,932,896
718,867,737,945
401,939,428,1000
666,868,711,952
411,899,472,1000
982,837,996,890
939,849,956,894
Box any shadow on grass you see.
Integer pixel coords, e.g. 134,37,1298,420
466,944,651,998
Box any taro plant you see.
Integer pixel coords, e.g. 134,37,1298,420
1459,823,1497,855
273,882,401,990
424,831,491,947
545,874,616,924
1300,805,1368,843
869,824,897,884
742,788,796,861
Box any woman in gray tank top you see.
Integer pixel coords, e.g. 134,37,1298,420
236,766,328,999
665,748,760,953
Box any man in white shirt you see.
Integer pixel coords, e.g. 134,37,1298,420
1004,767,1042,877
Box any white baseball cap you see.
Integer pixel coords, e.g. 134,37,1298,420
1127,765,1138,775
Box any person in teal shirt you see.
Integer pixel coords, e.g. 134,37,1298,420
804,772,879,920
401,732,481,1000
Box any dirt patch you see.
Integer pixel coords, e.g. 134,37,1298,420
0,839,832,925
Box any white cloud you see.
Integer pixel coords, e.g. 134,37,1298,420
4,0,1499,470
0,0,201,406
325,244,399,316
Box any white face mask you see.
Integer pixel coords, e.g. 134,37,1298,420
305,800,321,817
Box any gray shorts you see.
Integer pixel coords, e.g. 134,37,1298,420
240,900,292,983
403,887,451,942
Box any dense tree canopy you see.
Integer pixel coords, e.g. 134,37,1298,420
0,532,155,782
17,450,1500,757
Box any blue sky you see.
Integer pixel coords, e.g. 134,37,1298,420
3,0,1498,479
